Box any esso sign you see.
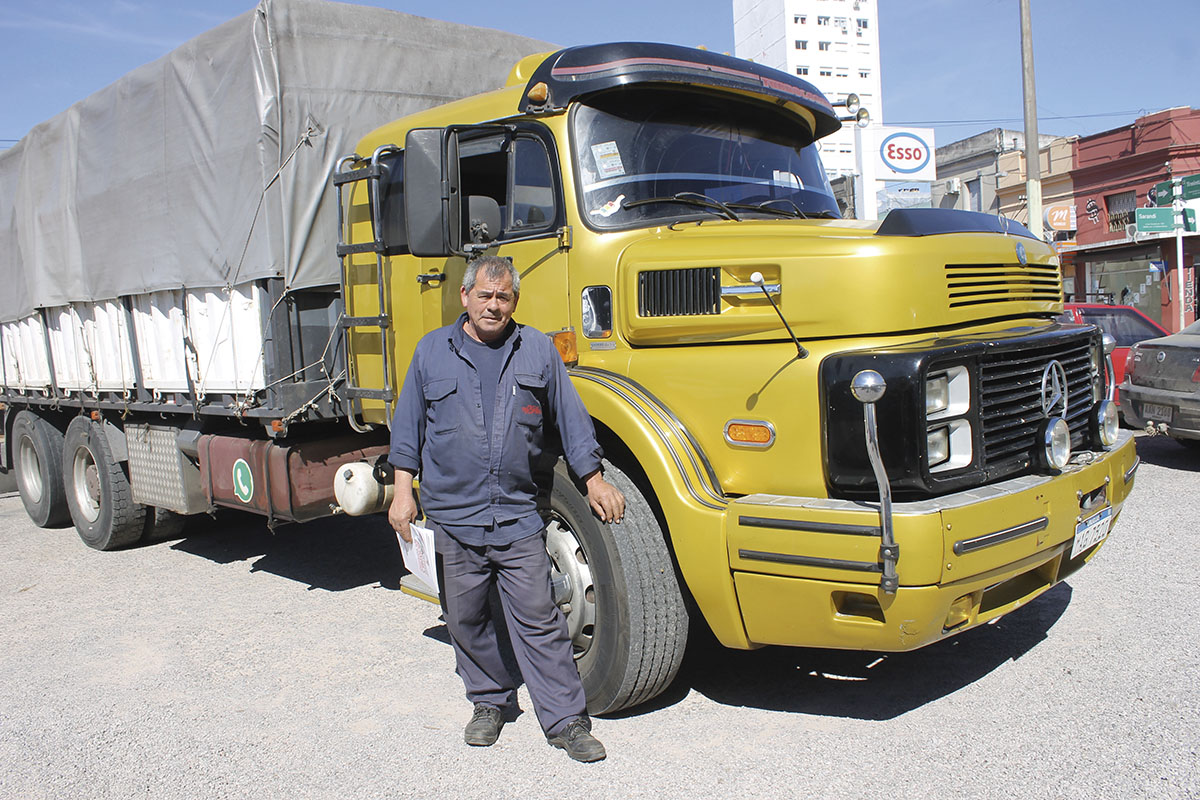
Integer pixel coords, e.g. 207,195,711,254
879,132,931,175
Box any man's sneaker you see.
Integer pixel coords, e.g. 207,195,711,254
547,717,606,762
463,704,504,746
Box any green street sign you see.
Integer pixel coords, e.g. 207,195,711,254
1136,207,1176,233
1185,208,1198,232
1182,174,1200,202
1154,180,1175,206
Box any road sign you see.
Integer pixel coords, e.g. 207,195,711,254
1136,207,1176,233
1185,208,1198,232
1154,180,1175,207
1182,174,1200,202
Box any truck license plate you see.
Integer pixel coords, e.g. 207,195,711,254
1142,402,1173,422
1071,506,1113,559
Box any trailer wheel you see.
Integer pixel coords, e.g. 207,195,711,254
63,416,146,550
11,411,70,527
546,460,688,714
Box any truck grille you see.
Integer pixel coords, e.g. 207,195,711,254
945,263,1062,308
979,333,1094,464
638,268,720,317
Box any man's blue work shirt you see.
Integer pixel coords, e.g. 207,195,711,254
388,314,603,546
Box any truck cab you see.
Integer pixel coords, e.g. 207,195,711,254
335,43,1138,714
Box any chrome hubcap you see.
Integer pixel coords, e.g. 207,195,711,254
545,517,596,659
17,435,43,504
71,446,101,523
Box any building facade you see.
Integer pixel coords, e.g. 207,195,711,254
1066,107,1200,331
733,0,882,177
932,128,1056,216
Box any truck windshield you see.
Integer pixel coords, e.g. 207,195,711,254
572,88,840,229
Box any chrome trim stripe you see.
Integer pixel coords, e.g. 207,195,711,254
1124,456,1140,484
573,367,725,504
738,549,882,573
720,284,780,297
738,515,880,537
571,370,726,510
953,516,1048,556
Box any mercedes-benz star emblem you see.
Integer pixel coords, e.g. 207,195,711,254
1040,359,1069,418
1156,350,1166,363
1016,242,1027,266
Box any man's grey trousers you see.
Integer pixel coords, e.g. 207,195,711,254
435,528,587,737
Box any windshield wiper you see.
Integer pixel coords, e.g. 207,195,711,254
622,191,742,222
726,199,805,218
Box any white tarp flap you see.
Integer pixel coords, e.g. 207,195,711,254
0,0,551,322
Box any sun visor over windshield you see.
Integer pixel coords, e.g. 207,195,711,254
875,208,1039,239
520,42,841,140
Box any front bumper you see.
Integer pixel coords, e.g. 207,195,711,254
725,431,1138,651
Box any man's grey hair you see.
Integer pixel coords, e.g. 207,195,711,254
462,255,520,297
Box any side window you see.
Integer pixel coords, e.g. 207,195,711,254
378,150,408,254
510,138,556,232
459,134,509,226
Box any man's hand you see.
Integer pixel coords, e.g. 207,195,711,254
584,470,625,524
389,470,418,542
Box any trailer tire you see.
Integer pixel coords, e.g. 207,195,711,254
63,416,146,551
547,460,688,715
12,411,70,527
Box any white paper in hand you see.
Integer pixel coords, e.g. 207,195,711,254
397,523,439,592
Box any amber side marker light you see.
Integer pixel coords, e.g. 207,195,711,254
90,410,101,421
552,329,578,366
724,420,776,448
527,81,549,105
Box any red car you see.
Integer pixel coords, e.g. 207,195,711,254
1056,303,1169,404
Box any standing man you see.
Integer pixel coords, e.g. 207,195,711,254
388,255,625,763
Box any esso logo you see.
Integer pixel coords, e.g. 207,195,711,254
880,132,931,174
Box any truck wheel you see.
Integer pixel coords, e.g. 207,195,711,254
546,460,688,714
143,507,188,542
63,416,146,550
11,411,70,527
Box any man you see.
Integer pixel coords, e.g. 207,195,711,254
387,255,625,763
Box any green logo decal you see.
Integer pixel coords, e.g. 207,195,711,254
232,458,254,503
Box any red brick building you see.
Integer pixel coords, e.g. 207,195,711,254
1066,107,1200,332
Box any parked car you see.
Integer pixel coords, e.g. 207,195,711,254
1120,319,1200,448
1057,303,1169,405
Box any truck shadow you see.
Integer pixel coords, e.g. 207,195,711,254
619,582,1073,722
166,509,406,592
1133,434,1200,472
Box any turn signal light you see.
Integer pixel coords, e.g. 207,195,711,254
552,329,578,366
724,420,776,448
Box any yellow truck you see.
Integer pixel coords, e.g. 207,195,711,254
0,7,1136,716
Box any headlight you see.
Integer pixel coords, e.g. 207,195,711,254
925,366,970,420
925,366,972,473
1041,417,1071,470
1095,400,1118,447
927,427,950,467
926,374,949,416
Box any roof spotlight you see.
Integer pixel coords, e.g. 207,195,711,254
832,92,860,113
839,108,870,127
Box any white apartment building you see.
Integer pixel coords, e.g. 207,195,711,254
733,0,882,177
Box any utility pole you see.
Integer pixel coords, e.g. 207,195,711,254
1019,0,1043,239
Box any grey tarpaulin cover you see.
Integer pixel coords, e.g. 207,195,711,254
0,0,552,322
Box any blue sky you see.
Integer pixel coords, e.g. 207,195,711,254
1,0,1196,151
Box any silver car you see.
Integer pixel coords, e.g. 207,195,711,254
1121,319,1200,449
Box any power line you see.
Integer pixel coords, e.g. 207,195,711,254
890,111,1144,128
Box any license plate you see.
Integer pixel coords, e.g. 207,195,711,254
1071,506,1113,559
1142,402,1173,422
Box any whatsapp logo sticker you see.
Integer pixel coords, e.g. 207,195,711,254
232,458,254,503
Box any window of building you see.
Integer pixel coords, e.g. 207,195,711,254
795,40,807,49
835,69,848,78
819,68,832,77
967,178,982,213
818,16,831,25
1105,190,1136,233
794,14,806,23
796,66,809,75
859,69,870,79
857,18,869,31
819,41,831,51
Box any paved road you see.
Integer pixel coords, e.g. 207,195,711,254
0,435,1197,799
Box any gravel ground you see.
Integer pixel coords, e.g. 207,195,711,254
0,435,1196,800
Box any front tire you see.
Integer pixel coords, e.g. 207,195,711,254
546,460,688,714
12,411,70,527
63,416,146,550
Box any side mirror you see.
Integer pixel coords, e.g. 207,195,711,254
404,127,461,257
467,196,501,244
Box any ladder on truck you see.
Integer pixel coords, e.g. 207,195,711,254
333,145,400,432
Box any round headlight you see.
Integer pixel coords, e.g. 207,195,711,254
1095,400,1119,448
1041,417,1071,470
